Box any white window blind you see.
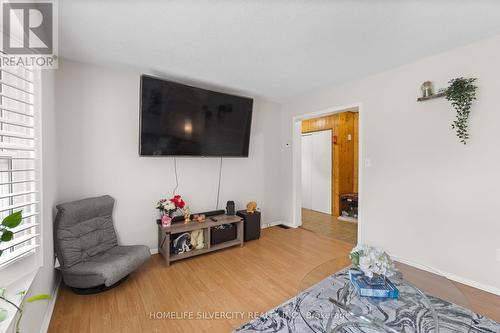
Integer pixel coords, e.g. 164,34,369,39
0,58,39,269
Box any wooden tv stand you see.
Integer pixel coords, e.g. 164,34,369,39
157,214,244,266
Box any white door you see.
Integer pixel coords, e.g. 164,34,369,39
301,134,313,209
301,130,332,214
311,130,332,214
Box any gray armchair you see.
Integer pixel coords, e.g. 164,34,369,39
54,195,150,293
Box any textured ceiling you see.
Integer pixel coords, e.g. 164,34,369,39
59,0,500,102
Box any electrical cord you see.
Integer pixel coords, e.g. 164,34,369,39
172,157,179,195
216,157,223,209
172,156,223,208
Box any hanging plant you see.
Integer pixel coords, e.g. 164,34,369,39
445,77,477,144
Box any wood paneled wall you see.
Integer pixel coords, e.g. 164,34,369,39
301,111,358,216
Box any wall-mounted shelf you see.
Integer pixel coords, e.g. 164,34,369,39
417,91,446,102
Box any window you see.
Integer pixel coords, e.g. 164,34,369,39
0,59,39,269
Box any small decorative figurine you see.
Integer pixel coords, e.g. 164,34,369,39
421,81,434,98
192,214,206,223
183,207,191,224
246,201,257,213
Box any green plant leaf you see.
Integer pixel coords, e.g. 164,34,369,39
27,294,50,303
1,230,13,242
445,77,477,145
350,251,360,266
0,308,7,322
2,211,22,229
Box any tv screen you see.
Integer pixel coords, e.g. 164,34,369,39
140,75,253,157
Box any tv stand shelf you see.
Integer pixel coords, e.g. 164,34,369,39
157,215,244,266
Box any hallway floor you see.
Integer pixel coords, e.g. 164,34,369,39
301,208,358,244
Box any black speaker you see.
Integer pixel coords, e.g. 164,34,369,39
226,201,235,216
237,210,261,241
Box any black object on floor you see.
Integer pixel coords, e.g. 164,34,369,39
70,275,129,295
340,193,358,219
237,210,261,241
211,223,237,245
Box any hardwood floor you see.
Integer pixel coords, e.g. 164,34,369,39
301,208,358,244
48,227,353,333
48,227,500,333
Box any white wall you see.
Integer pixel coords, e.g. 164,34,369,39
54,59,283,251
281,34,500,293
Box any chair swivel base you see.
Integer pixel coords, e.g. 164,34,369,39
70,275,129,295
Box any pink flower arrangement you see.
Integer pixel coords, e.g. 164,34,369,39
157,195,186,227
156,195,186,216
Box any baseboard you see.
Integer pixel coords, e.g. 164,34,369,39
39,275,62,333
150,248,159,255
441,271,500,296
274,221,299,229
392,256,500,296
261,220,285,229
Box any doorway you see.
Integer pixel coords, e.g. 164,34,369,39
297,107,359,245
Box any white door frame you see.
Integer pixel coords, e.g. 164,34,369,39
301,132,313,210
291,102,364,243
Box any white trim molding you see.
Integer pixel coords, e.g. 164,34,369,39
39,275,61,333
261,220,286,229
392,255,500,296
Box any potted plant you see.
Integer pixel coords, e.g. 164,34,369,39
350,245,396,285
445,77,478,145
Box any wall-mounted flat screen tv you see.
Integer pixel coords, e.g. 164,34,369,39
140,75,253,157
